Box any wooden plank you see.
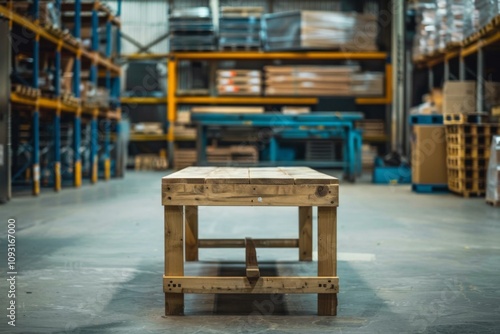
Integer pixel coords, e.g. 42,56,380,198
317,207,338,316
199,238,299,248
279,167,339,185
205,167,250,184
299,207,313,261
249,167,295,185
185,206,198,262
164,206,184,315
245,238,260,279
163,276,339,294
162,167,217,184
163,183,339,207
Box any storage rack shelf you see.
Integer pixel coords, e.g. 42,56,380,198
413,20,500,113
166,51,393,164
1,0,123,198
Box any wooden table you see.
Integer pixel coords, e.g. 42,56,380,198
162,167,339,316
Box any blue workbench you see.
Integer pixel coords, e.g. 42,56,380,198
191,112,364,180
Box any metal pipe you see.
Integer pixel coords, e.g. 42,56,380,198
459,57,465,80
74,0,81,39
92,8,99,51
477,47,484,112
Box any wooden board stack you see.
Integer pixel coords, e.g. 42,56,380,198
264,66,384,97
207,146,259,164
174,149,197,170
445,112,500,197
217,70,262,96
486,136,500,206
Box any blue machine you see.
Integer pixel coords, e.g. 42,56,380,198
191,112,364,181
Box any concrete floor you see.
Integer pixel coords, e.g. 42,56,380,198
1,171,500,334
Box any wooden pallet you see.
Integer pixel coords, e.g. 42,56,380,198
445,124,500,136
174,149,197,170
447,157,489,169
448,178,486,197
447,145,490,159
444,113,491,125
448,168,486,180
446,134,492,147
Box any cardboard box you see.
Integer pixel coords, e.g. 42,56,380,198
443,81,476,96
411,125,448,184
443,95,476,114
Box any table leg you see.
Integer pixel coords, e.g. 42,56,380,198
317,206,337,316
298,207,312,261
165,206,184,315
185,206,198,261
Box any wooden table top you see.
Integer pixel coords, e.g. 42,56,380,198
163,167,339,185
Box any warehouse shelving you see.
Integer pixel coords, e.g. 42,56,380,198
166,51,393,164
1,0,122,197
413,20,500,114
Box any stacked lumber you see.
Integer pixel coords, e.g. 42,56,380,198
265,66,384,97
362,144,378,169
174,149,197,170
207,146,259,164
486,136,500,207
217,70,262,96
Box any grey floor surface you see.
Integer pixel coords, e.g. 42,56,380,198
0,171,499,334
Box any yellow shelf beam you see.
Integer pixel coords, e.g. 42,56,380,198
355,97,390,105
463,31,500,58
130,134,168,142
121,97,167,104
0,5,120,74
176,96,319,105
172,51,388,61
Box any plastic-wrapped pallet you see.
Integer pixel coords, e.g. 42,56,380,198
169,7,216,51
475,0,499,30
263,11,378,51
486,136,500,206
411,1,438,60
445,0,467,45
